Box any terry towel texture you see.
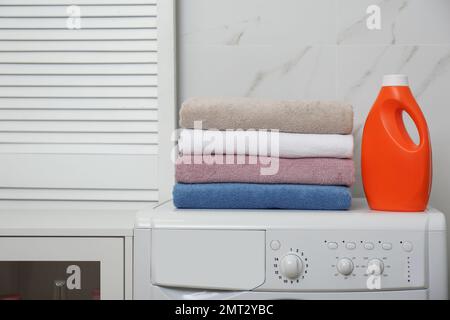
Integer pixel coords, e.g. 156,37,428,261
178,129,354,159
180,97,353,134
176,155,355,186
173,183,352,210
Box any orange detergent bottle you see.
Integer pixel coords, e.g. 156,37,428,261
362,74,432,212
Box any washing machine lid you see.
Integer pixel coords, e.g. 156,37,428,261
136,199,443,231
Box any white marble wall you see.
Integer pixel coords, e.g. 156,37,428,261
177,0,450,224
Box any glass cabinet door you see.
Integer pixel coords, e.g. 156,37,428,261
0,261,100,300
0,238,124,300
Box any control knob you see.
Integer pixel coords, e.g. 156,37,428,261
280,254,304,279
367,259,384,276
336,258,354,276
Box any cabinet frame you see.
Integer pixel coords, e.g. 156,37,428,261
0,237,125,300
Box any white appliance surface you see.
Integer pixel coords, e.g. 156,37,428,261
134,198,448,300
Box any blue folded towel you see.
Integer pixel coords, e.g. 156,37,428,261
173,183,352,210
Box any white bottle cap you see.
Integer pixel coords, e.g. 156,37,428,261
382,74,409,87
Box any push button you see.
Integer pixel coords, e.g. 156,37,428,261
402,241,413,252
270,240,281,251
327,242,338,250
364,242,375,250
382,242,392,250
345,242,356,250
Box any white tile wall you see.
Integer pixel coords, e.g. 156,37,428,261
179,0,337,45
180,45,337,100
337,0,450,45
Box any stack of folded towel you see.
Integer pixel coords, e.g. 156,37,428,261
173,97,354,210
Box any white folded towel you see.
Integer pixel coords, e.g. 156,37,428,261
178,129,353,159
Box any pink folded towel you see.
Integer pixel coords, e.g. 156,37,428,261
176,155,355,186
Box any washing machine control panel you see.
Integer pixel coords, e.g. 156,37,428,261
258,229,426,291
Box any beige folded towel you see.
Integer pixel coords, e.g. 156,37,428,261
179,97,353,134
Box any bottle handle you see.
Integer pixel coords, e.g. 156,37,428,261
400,99,429,150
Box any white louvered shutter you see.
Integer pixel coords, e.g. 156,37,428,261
0,0,170,201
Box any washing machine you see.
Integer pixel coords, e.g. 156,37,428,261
134,198,448,300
